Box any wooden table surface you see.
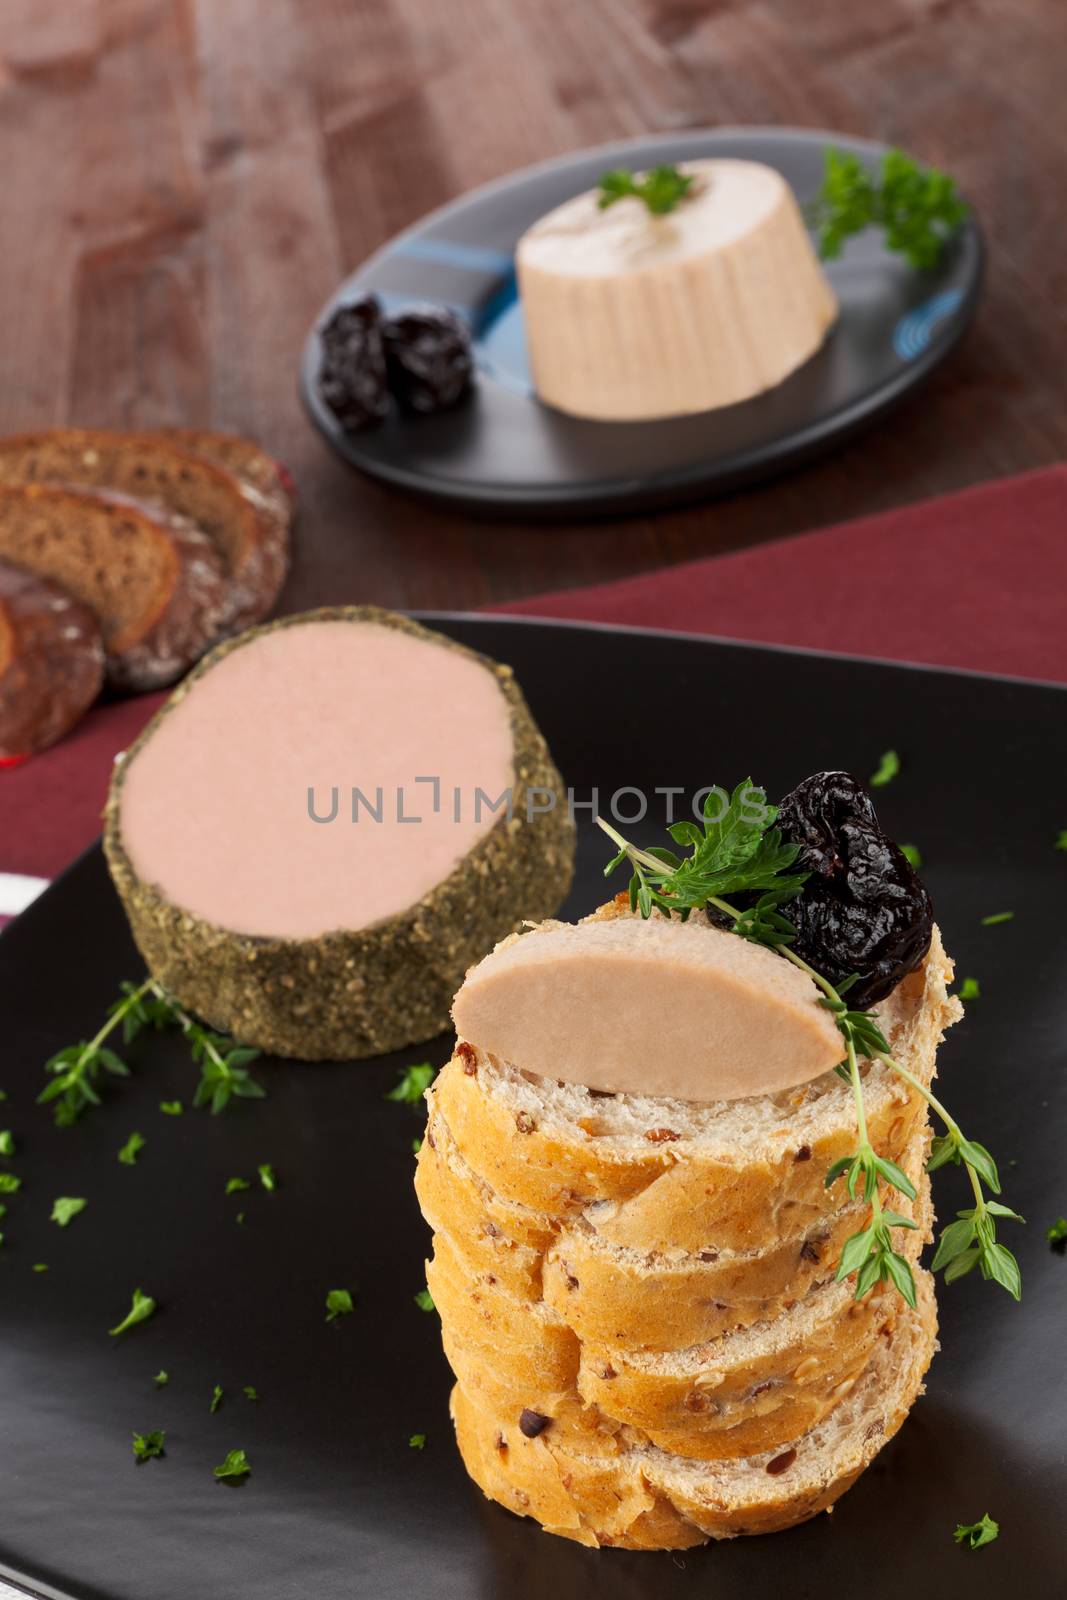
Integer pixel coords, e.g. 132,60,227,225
2,0,1065,615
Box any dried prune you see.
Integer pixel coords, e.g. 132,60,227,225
775,770,932,1009
382,306,473,414
317,295,389,432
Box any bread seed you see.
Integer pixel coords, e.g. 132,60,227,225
515,1111,536,1134
793,1144,812,1162
765,1448,797,1475
792,1356,820,1380
519,1408,551,1438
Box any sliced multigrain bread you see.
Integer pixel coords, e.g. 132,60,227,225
0,485,228,691
431,918,959,1244
0,559,104,756
451,1270,937,1548
0,429,285,632
429,1177,932,1463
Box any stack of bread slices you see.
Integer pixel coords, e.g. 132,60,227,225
416,897,961,1550
0,427,294,759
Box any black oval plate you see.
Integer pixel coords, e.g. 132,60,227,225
301,127,984,519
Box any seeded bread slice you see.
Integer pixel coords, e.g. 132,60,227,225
0,559,104,756
0,485,228,691
432,917,958,1245
429,1173,931,1462
0,429,284,632
451,1270,937,1548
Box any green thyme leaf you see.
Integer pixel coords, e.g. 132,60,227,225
0,1129,14,1157
132,1428,165,1463
869,750,901,787
1047,1217,1067,1249
213,1448,250,1482
597,164,695,216
954,1513,999,1549
159,1100,183,1116
243,1385,259,1401
1055,830,1067,853
414,1289,435,1313
980,911,1013,926
109,1287,157,1337
325,1288,354,1322
0,1172,21,1194
51,1196,87,1227
412,1136,423,1154
118,1131,145,1166
257,1163,276,1192
900,843,922,868
154,1370,169,1387
32,1262,48,1273
210,1384,223,1414
226,1177,251,1195
409,1433,427,1450
387,1064,434,1105
958,977,981,1002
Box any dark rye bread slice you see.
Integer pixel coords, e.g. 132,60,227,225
0,429,284,632
0,559,104,756
155,428,292,608
0,485,228,692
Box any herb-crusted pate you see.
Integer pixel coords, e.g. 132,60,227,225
104,607,575,1060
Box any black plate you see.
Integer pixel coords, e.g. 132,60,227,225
300,129,984,518
1,618,1063,1600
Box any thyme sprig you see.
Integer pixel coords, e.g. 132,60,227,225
598,782,1023,1306
38,980,265,1125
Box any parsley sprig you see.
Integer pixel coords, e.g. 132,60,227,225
38,978,265,1125
599,781,1023,1307
806,147,967,269
597,164,695,216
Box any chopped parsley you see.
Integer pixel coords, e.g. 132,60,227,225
325,1288,354,1322
386,1064,434,1105
257,1163,277,1192
408,1433,427,1450
807,148,967,269
954,1513,999,1550
243,1385,259,1401
0,1129,15,1157
981,912,1014,926
118,1131,146,1166
958,977,981,1002
869,749,901,787
51,1196,87,1227
159,1100,183,1116
210,1384,224,1414
109,1287,157,1337
213,1448,250,1482
132,1429,165,1463
225,1177,251,1195
414,1289,435,1313
154,1370,169,1387
597,164,695,216
0,1172,21,1194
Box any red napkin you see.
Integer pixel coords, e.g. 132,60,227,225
2,465,1065,890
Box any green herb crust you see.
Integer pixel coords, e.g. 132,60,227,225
104,608,576,1061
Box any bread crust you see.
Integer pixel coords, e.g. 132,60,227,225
450,1273,937,1547
0,560,104,756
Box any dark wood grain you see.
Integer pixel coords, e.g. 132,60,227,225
1,0,1065,612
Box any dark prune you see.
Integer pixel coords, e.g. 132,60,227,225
381,306,473,414
317,295,389,432
775,771,932,1009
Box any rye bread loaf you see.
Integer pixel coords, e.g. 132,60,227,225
0,485,228,691
104,608,575,1059
0,559,105,756
450,1270,937,1548
431,914,958,1246
0,429,285,632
